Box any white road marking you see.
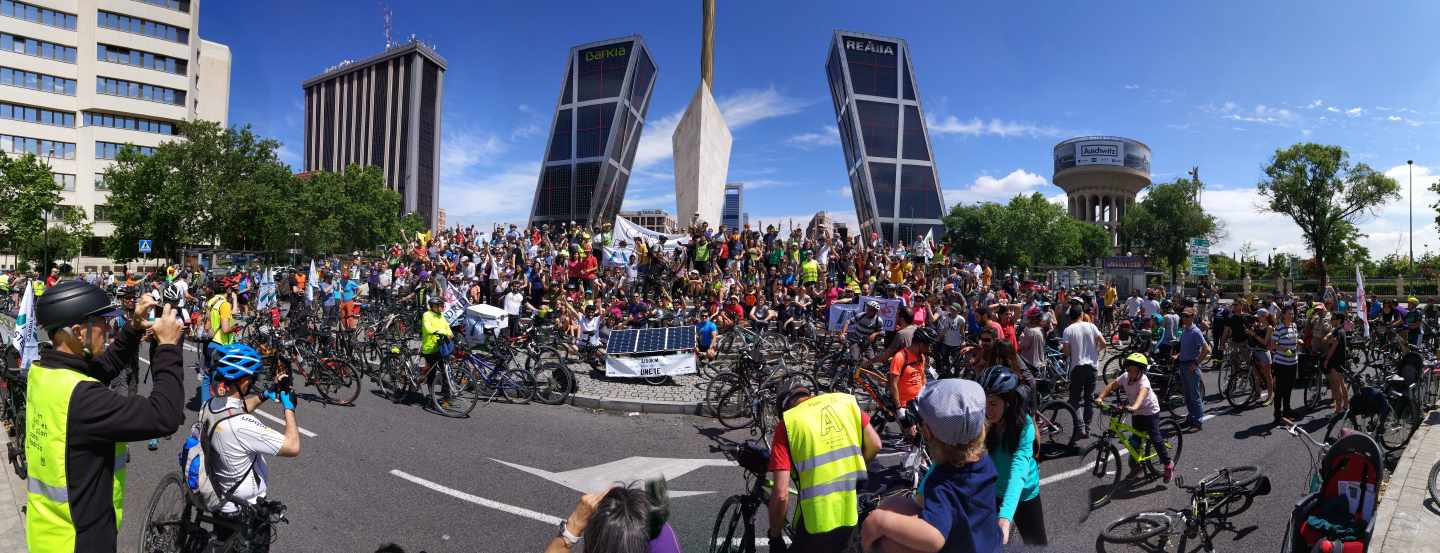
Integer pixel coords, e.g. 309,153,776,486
491,456,733,498
184,343,198,353
714,536,790,548
1038,448,1130,486
390,469,565,525
253,409,317,438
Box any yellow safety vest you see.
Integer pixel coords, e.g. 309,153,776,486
208,296,234,345
801,260,819,284
26,363,128,552
782,393,866,534
33,280,45,297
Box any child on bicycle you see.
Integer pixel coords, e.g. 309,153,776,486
1096,352,1174,483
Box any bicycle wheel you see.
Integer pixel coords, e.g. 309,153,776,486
1079,440,1123,509
500,369,535,404
315,358,362,405
1099,513,1169,549
531,362,575,405
712,379,755,430
708,494,749,553
137,473,197,553
375,355,408,403
429,362,480,417
1100,354,1124,384
1037,400,1079,460
1378,394,1417,450
1203,465,1262,518
1428,459,1440,506
1157,419,1184,467
1224,368,1255,408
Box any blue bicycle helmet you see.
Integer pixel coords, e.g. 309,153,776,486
212,343,263,381
978,365,1019,395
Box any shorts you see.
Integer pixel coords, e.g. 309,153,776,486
1251,349,1271,365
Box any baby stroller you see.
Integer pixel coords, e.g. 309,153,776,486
1283,432,1385,553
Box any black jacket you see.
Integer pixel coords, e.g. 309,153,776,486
39,322,185,552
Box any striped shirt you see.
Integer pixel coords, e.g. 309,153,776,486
1273,323,1299,365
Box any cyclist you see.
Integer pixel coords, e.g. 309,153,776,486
27,280,185,552
420,295,454,375
108,285,141,396
1095,353,1174,483
767,383,881,552
203,281,238,404
841,300,885,364
1402,295,1424,351
202,343,301,550
889,327,937,431
980,366,1046,546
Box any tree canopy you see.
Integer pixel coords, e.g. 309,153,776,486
943,192,1110,270
0,152,92,270
1118,176,1219,286
1256,143,1398,289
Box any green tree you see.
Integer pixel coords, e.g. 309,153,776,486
0,152,92,270
288,165,411,256
1257,143,1399,290
1118,176,1219,287
943,192,1108,270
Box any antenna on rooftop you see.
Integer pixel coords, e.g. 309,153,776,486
379,1,393,48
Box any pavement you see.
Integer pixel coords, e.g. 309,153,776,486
1372,410,1440,553
0,422,24,552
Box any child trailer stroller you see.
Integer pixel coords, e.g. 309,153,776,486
1283,432,1385,553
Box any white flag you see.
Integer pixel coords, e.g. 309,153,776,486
1356,265,1369,338
14,283,39,370
306,259,318,302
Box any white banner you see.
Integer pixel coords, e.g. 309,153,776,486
256,269,277,312
614,216,690,252
828,303,862,332
443,281,469,326
1075,140,1124,166
1356,265,1369,338
605,352,697,378
859,295,904,330
306,259,317,302
15,283,38,370
602,246,634,268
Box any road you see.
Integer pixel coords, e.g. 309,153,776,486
112,344,1331,553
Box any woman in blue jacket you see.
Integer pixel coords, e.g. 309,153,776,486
980,365,1047,545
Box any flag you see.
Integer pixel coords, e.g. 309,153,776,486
14,283,39,370
442,281,469,326
306,259,317,302
1356,265,1369,338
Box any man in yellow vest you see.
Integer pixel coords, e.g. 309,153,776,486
28,280,186,552
767,383,882,551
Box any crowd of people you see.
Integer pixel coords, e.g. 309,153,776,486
14,215,1424,553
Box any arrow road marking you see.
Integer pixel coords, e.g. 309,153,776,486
491,456,734,498
390,469,564,525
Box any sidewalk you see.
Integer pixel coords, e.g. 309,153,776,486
0,429,26,552
1372,410,1440,553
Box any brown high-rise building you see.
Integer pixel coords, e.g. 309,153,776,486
302,40,445,229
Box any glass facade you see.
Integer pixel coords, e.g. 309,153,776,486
531,36,657,226
1,1,78,30
722,183,743,229
98,43,187,75
0,101,74,127
0,133,74,159
96,141,155,159
0,32,78,63
96,76,186,105
825,32,945,243
97,10,189,44
84,111,177,135
0,66,77,95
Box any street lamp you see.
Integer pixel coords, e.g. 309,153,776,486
41,207,50,275
1409,160,1414,272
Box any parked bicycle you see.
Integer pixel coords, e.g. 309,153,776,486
1098,465,1271,553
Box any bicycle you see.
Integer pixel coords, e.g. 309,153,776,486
1,349,25,479
137,472,289,553
451,340,534,406
709,441,793,553
1098,465,1271,553
373,339,483,418
1079,403,1184,509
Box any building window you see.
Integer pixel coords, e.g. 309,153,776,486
94,204,115,222
93,173,109,190
573,162,601,217
547,109,571,162
901,106,929,161
856,100,897,159
869,162,896,218
52,173,74,191
0,1,77,30
96,141,156,160
899,165,942,219
537,165,572,218
97,44,186,75
826,47,847,116
0,101,74,127
95,76,186,106
0,134,75,159
626,51,654,108
0,66,76,95
97,10,189,44
575,103,615,159
132,0,190,13
0,32,77,63
84,111,176,135
577,42,631,101
845,38,898,98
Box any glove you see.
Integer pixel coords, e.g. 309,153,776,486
264,389,297,410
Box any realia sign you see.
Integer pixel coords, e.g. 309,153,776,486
844,39,895,56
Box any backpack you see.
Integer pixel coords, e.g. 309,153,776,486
177,405,259,512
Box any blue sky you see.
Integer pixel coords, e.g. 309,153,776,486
202,1,1440,258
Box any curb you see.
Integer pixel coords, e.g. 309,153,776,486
568,393,705,416
1370,410,1440,553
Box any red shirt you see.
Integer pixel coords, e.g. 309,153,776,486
768,404,872,472
581,255,598,280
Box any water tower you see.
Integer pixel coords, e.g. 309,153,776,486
1052,136,1152,253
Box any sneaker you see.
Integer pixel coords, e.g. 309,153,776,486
1262,394,1274,407
1163,463,1174,483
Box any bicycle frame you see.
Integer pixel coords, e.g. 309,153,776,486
1099,408,1161,463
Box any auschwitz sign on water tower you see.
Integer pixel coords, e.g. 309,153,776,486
1075,140,1124,167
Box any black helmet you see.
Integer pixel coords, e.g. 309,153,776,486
979,365,1020,395
162,284,183,302
427,295,444,307
774,380,812,414
37,281,117,331
113,284,134,298
913,327,940,345
1160,299,1173,312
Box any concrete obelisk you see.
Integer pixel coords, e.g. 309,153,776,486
671,0,731,230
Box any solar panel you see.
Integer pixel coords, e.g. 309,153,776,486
607,329,638,354
666,326,696,351
637,328,668,354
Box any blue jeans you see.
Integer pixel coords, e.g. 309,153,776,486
1177,360,1204,425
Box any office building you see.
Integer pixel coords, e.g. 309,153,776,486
1053,136,1152,252
0,0,230,270
303,39,445,230
530,36,657,227
721,181,742,229
824,31,945,244
619,209,677,234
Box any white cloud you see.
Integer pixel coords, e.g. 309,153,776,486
518,104,532,113
1220,104,1296,125
441,162,541,229
786,125,840,148
833,185,851,198
274,144,300,168
440,130,506,176
510,123,543,140
1383,115,1425,127
943,169,1049,205
925,115,1064,138
632,86,808,175
1123,84,1140,90
1327,106,1341,113
1345,107,1364,118
621,191,677,210
1305,99,1324,109
743,178,791,190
